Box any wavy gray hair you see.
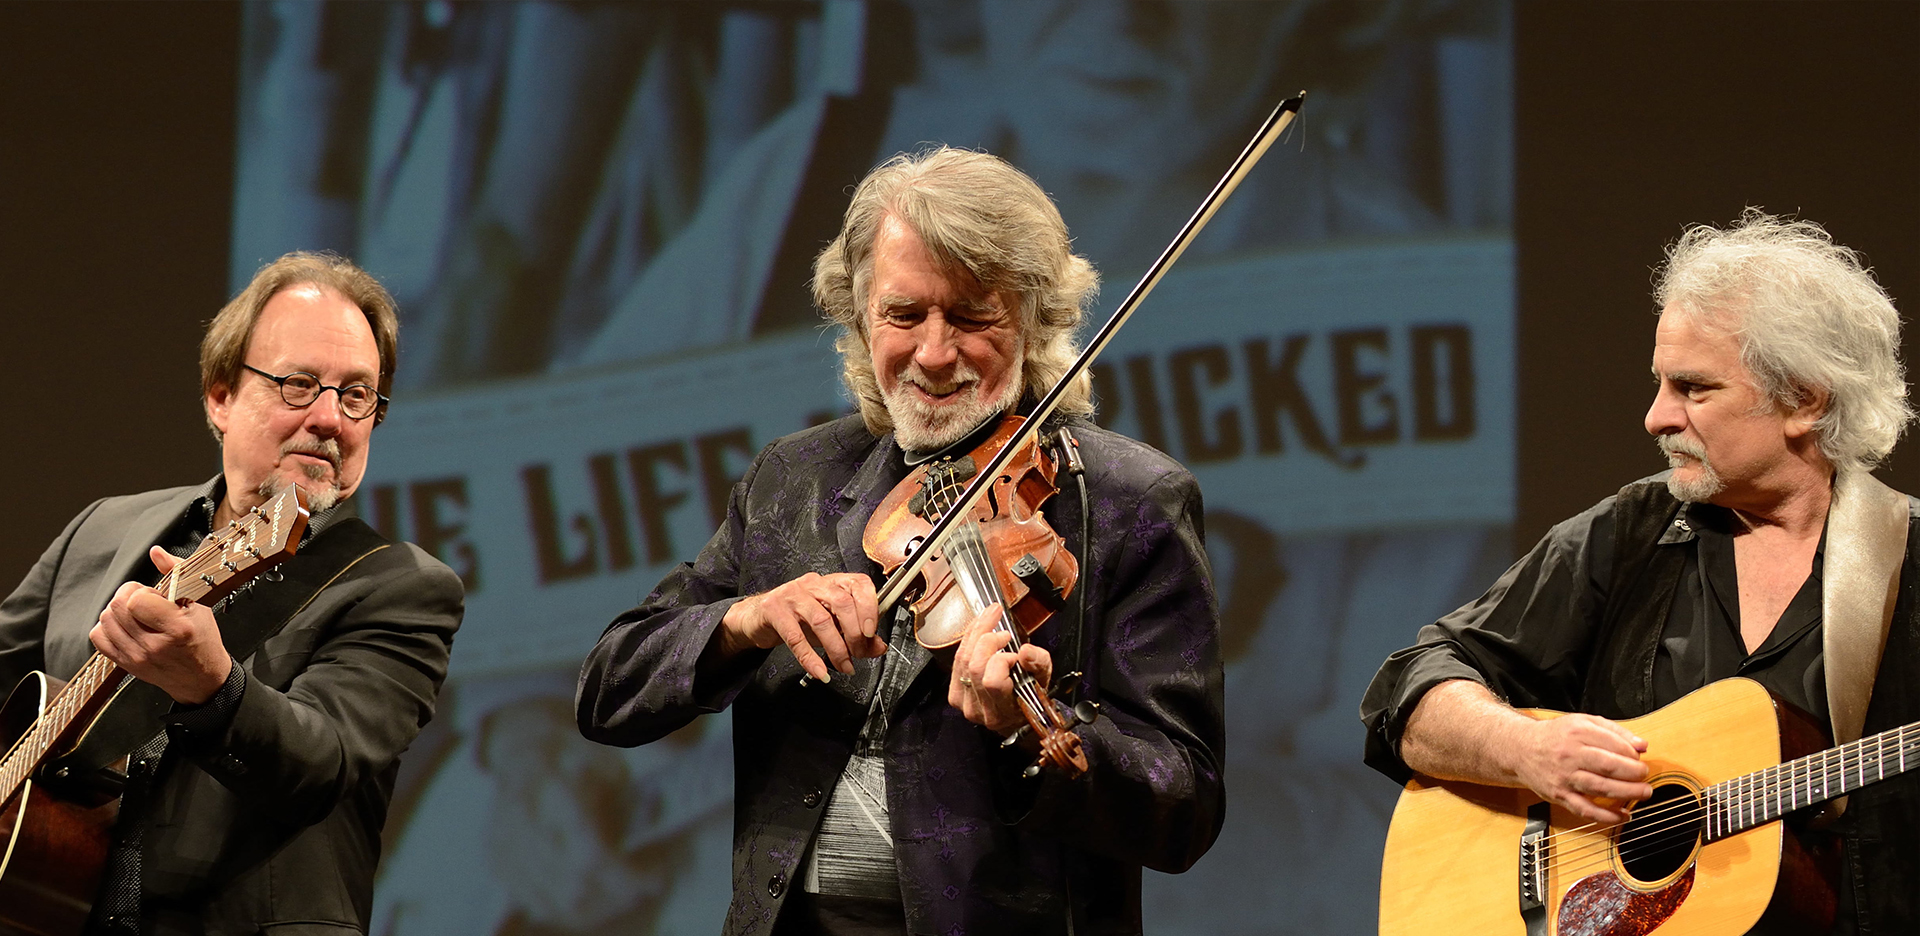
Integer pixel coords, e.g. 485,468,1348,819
812,147,1100,436
1657,209,1913,472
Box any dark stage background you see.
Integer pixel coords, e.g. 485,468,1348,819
2,2,1916,934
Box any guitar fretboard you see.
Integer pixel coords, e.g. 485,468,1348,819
1705,721,1920,840
0,489,302,805
0,567,180,803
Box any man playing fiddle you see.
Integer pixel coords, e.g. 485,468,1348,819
1361,212,1920,933
578,147,1224,935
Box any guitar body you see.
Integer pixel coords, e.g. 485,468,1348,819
1380,678,1835,936
0,673,118,936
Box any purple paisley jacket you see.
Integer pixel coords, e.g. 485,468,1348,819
578,415,1224,936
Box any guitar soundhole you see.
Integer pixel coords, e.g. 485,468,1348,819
1617,783,1702,884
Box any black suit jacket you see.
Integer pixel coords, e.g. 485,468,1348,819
0,484,463,935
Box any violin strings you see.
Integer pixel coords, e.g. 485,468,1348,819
930,467,1044,716
927,464,1055,724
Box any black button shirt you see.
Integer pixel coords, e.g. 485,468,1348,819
1363,495,1831,782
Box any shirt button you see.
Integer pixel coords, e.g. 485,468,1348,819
768,874,786,898
221,754,248,774
802,789,823,808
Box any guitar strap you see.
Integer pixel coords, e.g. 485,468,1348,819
54,518,392,776
1821,470,1909,811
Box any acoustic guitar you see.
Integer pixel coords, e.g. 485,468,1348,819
1379,677,1920,936
0,487,308,936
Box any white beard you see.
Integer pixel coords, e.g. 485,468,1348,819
257,438,345,512
257,473,341,513
884,358,1025,453
1658,434,1724,503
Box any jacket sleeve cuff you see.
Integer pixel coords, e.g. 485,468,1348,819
163,659,246,750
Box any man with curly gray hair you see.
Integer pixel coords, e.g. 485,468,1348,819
811,146,1101,448
582,148,1223,935
1363,211,1920,934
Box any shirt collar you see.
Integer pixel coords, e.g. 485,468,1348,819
1664,500,1829,558
900,412,1006,466
196,474,343,547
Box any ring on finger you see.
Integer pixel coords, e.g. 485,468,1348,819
959,676,974,688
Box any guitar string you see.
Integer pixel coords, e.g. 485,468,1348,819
0,570,173,795
1540,718,1920,859
1532,691,1831,849
1539,726,1920,879
1606,728,1919,871
170,493,294,590
1521,690,1920,873
1544,733,1894,876
1,500,288,800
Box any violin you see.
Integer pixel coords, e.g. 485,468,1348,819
860,92,1305,779
863,415,1091,778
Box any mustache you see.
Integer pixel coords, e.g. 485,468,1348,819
1657,434,1709,465
897,361,982,396
283,438,341,469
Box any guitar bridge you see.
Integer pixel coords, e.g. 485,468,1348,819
1518,801,1550,935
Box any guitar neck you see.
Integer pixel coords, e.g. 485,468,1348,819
1706,720,1920,840
0,646,133,806
0,564,195,801
1,488,307,807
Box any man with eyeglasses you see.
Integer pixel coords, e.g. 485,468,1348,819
0,251,463,936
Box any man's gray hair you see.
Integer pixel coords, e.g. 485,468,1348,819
1657,209,1913,472
812,147,1100,435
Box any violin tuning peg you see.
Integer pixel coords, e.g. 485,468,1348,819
1050,671,1082,700
1023,762,1043,779
1071,700,1100,727
1000,724,1030,748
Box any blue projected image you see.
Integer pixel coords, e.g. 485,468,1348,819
229,2,1513,933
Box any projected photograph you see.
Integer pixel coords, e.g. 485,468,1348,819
228,2,1513,933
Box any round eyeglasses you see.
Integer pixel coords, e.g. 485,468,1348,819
242,364,388,420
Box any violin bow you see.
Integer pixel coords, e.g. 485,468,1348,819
873,92,1306,617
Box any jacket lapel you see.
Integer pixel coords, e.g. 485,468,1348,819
834,432,905,579
86,488,198,619
832,433,937,699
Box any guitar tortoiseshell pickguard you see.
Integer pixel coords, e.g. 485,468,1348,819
1556,865,1694,936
